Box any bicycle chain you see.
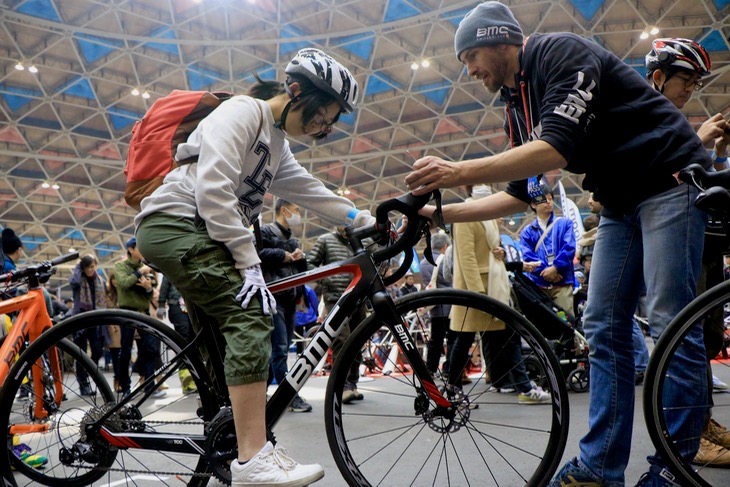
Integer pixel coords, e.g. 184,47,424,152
71,417,214,478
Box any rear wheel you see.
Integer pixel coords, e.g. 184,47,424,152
325,289,570,486
0,310,219,487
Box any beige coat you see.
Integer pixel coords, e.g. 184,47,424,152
450,217,511,332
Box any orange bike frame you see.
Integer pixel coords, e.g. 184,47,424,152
0,287,62,430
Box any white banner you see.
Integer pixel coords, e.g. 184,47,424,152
558,181,584,242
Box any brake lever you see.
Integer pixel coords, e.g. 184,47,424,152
422,227,436,266
431,190,448,234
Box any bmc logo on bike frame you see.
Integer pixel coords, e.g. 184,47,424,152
3,320,28,368
287,313,342,388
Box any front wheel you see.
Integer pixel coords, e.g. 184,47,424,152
325,289,570,487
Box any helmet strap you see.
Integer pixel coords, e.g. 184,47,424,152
275,82,303,130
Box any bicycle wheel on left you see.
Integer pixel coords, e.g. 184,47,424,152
0,310,219,487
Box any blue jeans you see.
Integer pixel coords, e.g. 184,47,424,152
632,320,649,373
269,302,296,386
578,184,707,486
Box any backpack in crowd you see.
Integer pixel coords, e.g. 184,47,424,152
123,90,232,211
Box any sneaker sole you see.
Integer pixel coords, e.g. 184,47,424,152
231,469,324,487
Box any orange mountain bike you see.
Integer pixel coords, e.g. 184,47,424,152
0,252,80,474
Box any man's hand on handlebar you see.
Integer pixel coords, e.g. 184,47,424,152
404,156,462,196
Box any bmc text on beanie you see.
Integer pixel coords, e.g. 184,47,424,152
454,1,524,62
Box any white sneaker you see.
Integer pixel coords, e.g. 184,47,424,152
231,441,324,487
713,375,729,391
517,387,551,405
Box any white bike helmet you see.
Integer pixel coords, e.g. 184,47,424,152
645,38,712,78
285,48,359,113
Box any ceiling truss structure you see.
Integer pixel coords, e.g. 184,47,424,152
0,0,728,292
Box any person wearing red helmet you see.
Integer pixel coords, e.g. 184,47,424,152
648,37,730,467
135,48,372,486
646,37,729,169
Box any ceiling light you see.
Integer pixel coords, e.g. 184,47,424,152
14,62,24,71
41,182,50,189
51,183,60,190
131,88,140,96
508,218,515,226
411,62,419,70
142,91,150,99
421,59,430,68
28,65,38,73
69,248,76,253
640,31,649,40
650,27,659,35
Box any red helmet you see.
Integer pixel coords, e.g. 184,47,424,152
645,38,711,78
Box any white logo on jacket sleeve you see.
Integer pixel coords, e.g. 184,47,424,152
553,71,596,124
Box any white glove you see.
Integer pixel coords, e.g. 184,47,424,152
156,308,166,320
236,264,277,316
353,209,376,228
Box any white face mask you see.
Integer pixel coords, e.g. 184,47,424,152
471,185,492,200
285,211,301,228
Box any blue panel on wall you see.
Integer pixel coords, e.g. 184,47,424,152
144,28,180,57
2,94,34,111
17,0,61,21
338,112,355,126
335,34,375,61
240,66,276,84
108,106,142,131
75,34,123,64
384,0,420,22
60,229,85,241
279,26,311,57
187,69,218,90
714,0,730,10
72,125,110,139
568,0,605,21
701,30,728,51
415,80,452,107
447,7,476,27
18,116,62,130
62,77,95,100
365,73,402,97
1,84,42,111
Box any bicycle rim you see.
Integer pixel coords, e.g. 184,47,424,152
0,310,218,487
644,280,730,487
325,289,569,487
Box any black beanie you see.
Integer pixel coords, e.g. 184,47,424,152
454,2,524,62
2,228,22,255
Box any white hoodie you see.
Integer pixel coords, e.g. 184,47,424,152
135,95,357,274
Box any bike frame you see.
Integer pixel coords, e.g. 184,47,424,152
97,248,451,457
0,286,62,429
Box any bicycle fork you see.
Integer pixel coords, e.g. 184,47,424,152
369,292,451,408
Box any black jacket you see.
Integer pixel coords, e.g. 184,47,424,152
502,32,710,215
258,221,306,303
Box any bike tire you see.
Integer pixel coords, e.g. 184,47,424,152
324,289,570,487
644,279,730,487
0,309,220,487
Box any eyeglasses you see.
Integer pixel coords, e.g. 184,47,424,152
306,111,336,134
674,73,704,89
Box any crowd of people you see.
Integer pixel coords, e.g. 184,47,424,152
2,2,730,485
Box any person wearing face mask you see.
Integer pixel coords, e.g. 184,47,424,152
258,199,312,413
